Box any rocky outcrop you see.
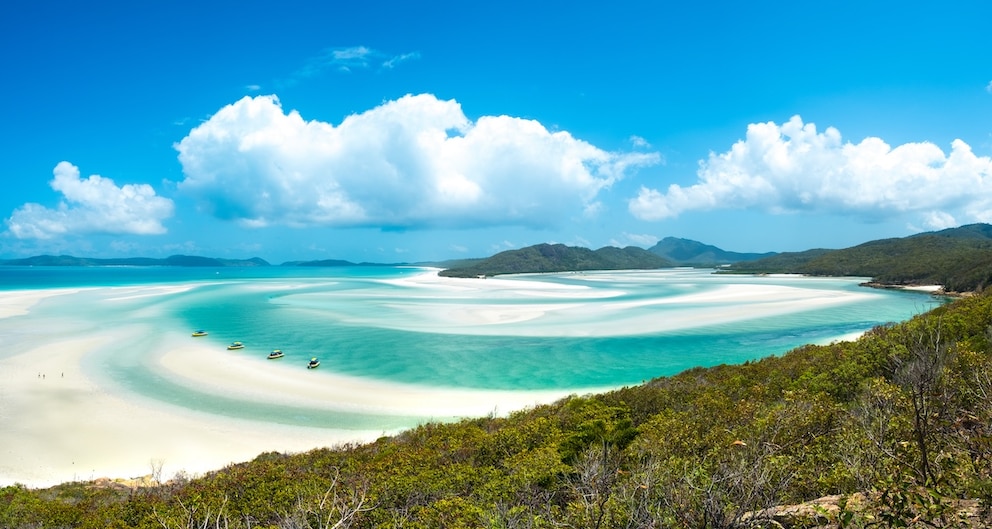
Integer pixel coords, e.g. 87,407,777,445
744,493,986,528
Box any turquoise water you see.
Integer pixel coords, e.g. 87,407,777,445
0,266,943,426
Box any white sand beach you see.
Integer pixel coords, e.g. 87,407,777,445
0,284,581,488
0,325,576,488
0,288,84,318
0,271,925,488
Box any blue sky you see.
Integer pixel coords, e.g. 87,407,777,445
2,1,991,263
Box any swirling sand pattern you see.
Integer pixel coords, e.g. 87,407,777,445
0,267,939,486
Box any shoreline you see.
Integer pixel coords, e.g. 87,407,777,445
858,281,967,297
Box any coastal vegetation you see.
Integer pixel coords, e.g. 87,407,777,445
647,236,777,265
438,243,673,278
730,223,992,292
3,288,992,527
437,224,992,285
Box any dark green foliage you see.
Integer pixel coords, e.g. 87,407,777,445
730,223,992,292
5,293,992,527
729,248,838,272
439,243,673,277
647,236,777,265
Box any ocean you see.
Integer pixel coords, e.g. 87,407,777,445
0,265,942,428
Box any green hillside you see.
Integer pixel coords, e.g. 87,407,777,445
730,224,992,292
648,236,777,265
438,243,673,277
726,248,837,272
4,290,991,527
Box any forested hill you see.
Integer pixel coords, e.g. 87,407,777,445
438,243,673,277
648,236,777,265
0,254,270,267
729,223,992,292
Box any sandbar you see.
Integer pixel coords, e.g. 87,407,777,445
0,331,405,487
0,288,83,319
0,283,581,487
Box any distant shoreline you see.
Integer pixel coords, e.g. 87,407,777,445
858,281,968,297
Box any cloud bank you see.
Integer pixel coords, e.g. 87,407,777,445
629,116,992,230
5,162,174,239
176,94,660,229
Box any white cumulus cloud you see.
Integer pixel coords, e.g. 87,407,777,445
176,94,660,230
920,211,958,230
615,232,660,247
5,162,174,239
629,115,992,230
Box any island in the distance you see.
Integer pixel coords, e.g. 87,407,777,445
0,254,271,267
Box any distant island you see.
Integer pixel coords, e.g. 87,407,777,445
0,254,271,267
0,254,468,270
432,237,782,278
437,243,673,278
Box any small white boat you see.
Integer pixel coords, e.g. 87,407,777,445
227,341,244,350
267,349,284,359
307,357,320,369
191,330,208,337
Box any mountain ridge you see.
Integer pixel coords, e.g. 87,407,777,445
648,236,776,264
438,243,673,278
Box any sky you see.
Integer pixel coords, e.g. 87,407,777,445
2,1,992,264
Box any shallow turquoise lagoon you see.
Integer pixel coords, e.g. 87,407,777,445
0,265,942,398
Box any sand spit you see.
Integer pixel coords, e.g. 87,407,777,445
0,331,395,487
